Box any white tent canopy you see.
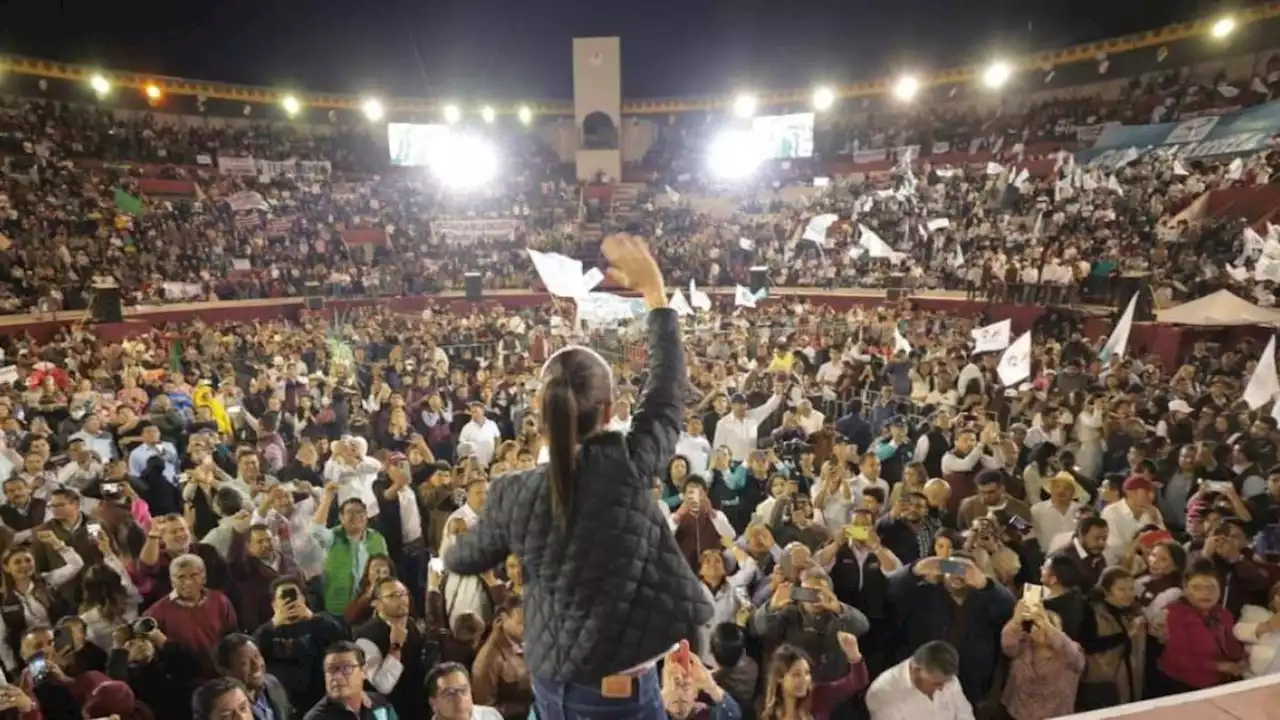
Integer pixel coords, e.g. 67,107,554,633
1156,289,1280,327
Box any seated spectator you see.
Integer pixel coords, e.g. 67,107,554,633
354,578,428,720
191,677,254,720
471,595,531,720
425,662,504,720
303,641,397,719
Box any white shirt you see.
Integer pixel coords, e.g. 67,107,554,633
674,434,712,477
956,363,984,395
1101,500,1164,565
458,419,503,467
667,508,737,541
816,361,844,387
1030,500,1080,553
323,456,382,518
712,395,783,462
796,410,825,436
866,659,974,720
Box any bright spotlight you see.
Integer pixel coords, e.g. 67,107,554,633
443,104,462,124
362,98,385,122
281,95,301,117
893,76,919,102
429,132,499,190
812,87,835,111
1210,16,1236,39
732,94,757,119
480,106,496,124
89,74,111,97
517,105,533,125
982,62,1012,89
708,129,763,180
144,84,162,100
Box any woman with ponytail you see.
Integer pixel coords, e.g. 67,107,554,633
446,234,712,720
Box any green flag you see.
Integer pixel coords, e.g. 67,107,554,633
114,188,142,215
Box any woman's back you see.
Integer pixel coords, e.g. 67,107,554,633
446,307,714,684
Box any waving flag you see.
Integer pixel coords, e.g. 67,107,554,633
1244,335,1280,409
971,319,1012,353
998,332,1033,386
802,214,839,246
1099,293,1138,362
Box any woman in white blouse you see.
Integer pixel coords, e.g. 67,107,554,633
0,533,84,670
1233,581,1280,677
78,532,142,650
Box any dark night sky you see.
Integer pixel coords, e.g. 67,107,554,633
0,0,1243,100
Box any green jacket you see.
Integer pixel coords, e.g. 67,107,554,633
322,527,388,616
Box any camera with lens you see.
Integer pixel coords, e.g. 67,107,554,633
118,617,157,640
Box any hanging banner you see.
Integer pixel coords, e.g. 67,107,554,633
432,218,521,239
217,157,257,176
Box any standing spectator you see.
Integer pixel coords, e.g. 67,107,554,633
228,522,299,631
215,634,293,720
315,496,388,616
303,641,398,720
0,535,83,665
999,602,1085,719
143,553,238,678
105,619,204,719
1157,559,1247,694
254,576,347,712
355,578,428,720
714,392,783,463
866,641,972,720
426,662,504,720
1076,567,1145,710
458,402,502,468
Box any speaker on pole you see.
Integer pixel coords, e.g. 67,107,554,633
88,283,123,324
749,266,770,295
465,273,483,301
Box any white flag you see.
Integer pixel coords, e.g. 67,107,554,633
1244,335,1280,409
738,237,754,251
689,280,711,311
581,267,605,294
1106,175,1124,193
971,319,1012,353
669,290,694,317
927,218,951,231
951,243,965,268
802,214,839,245
1217,83,1241,98
1226,158,1244,181
1100,293,1138,362
857,223,897,259
665,185,680,203
1173,159,1190,176
1011,168,1030,188
528,249,589,298
893,329,912,355
997,331,1033,386
986,161,1004,176
734,285,757,308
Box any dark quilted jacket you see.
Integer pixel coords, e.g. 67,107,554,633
445,308,714,683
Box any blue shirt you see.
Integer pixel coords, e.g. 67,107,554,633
251,689,277,720
128,442,179,484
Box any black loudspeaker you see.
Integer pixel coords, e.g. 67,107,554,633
304,297,324,311
465,273,483,301
749,266,769,295
88,286,123,323
887,288,907,302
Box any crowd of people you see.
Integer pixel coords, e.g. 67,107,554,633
0,35,1278,720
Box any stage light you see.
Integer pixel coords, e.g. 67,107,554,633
708,129,762,180
281,95,301,117
517,105,533,125
1211,16,1235,39
893,75,919,102
362,98,385,122
812,86,835,111
89,74,111,97
429,132,499,190
982,62,1012,89
480,106,496,124
443,104,462,124
144,84,162,101
732,94,757,119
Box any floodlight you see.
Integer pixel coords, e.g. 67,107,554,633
893,76,919,102
362,99,385,122
144,84,162,100
281,95,301,117
443,104,462,124
812,86,835,111
90,74,111,97
708,130,762,180
480,106,496,124
430,133,499,190
982,62,1012,89
517,105,533,125
1211,16,1235,39
732,94,757,119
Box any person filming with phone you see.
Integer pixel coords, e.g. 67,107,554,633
888,553,1015,704
823,508,900,676
105,617,203,719
752,566,869,691
445,235,712,720
254,576,346,712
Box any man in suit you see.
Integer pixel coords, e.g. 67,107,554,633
1051,516,1110,591
217,633,294,720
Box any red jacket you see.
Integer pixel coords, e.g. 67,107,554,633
1158,599,1245,689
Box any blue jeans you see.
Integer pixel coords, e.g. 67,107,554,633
532,667,666,720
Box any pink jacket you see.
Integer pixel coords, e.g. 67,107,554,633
1159,600,1245,689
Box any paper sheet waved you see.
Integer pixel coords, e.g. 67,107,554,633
669,290,694,317
576,292,647,326
529,249,601,299
689,280,712,311
998,332,1032,386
